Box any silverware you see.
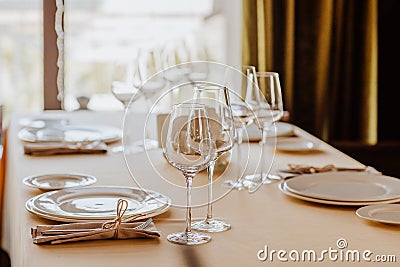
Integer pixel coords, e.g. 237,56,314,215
279,164,367,174
133,218,152,230
40,218,153,235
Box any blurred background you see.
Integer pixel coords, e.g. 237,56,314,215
0,0,399,176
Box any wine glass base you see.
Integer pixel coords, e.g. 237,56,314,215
167,231,211,245
191,218,231,233
244,173,282,185
111,139,159,155
222,179,258,190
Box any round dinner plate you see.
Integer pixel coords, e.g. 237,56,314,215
25,197,171,223
23,173,97,191
275,137,320,152
284,171,400,202
356,204,400,225
18,117,69,129
18,124,121,143
244,122,295,142
26,186,171,222
279,182,400,206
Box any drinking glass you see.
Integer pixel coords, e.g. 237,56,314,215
163,103,214,245
110,60,143,153
247,72,284,193
190,84,235,232
137,48,166,150
222,66,259,190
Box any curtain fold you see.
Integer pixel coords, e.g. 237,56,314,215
242,0,378,144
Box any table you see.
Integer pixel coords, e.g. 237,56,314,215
2,111,399,267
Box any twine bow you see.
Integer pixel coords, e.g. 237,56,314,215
102,199,129,238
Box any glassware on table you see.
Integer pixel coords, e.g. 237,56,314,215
110,59,143,153
190,84,235,233
163,103,214,245
222,66,259,190
137,48,166,151
247,71,284,193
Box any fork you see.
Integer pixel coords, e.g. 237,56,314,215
133,218,153,230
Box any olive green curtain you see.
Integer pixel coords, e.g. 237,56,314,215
242,0,378,144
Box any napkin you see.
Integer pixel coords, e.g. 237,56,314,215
280,164,381,175
31,220,160,245
23,141,108,156
31,199,160,245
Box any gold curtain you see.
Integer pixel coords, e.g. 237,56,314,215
242,0,378,144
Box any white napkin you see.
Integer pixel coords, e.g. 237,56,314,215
24,141,108,156
31,220,160,245
31,199,160,245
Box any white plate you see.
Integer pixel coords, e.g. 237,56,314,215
244,122,295,142
18,117,69,129
25,197,171,223
356,204,400,224
23,173,97,191
275,137,320,152
18,124,121,143
279,182,400,206
26,186,171,221
284,172,400,202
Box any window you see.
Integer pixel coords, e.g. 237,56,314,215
62,0,241,111
0,0,43,121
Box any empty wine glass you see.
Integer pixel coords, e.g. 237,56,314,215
247,72,284,193
222,66,259,190
137,48,167,150
190,84,235,233
110,59,143,153
163,103,214,245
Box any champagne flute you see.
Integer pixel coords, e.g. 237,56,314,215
163,103,214,245
247,72,284,193
190,84,235,233
223,66,259,190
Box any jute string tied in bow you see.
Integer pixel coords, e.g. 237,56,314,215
102,199,144,238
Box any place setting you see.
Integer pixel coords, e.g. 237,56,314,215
17,117,122,156
25,182,172,244
277,164,400,206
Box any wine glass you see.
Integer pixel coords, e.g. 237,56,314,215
222,66,259,190
163,103,214,245
137,48,167,150
190,83,235,232
247,72,284,193
110,59,143,153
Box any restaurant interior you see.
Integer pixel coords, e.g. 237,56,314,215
1,0,400,266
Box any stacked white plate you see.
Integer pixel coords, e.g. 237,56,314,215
26,186,171,222
244,122,295,142
279,171,400,206
18,124,121,143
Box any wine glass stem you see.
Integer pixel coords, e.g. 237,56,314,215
184,175,194,234
143,96,153,140
206,160,216,221
260,127,268,183
236,128,244,183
